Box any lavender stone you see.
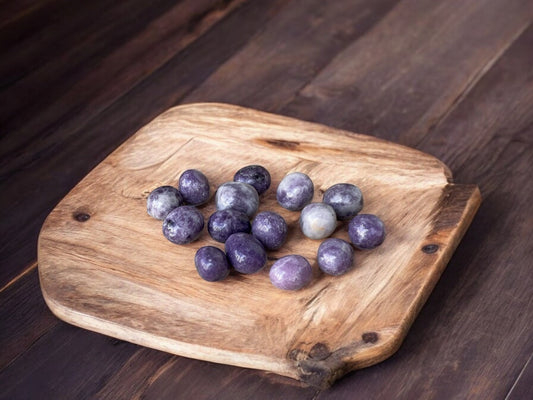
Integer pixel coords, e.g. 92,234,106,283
195,246,230,282
317,238,355,276
276,172,314,211
225,233,266,274
146,186,184,220
215,181,259,217
299,202,337,240
269,255,312,291
162,206,204,245
323,183,363,220
348,214,386,250
233,165,271,195
178,169,210,205
208,209,251,243
252,211,288,251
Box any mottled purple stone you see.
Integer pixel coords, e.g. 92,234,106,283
233,165,271,195
208,209,251,243
276,172,314,211
224,233,267,274
323,183,363,221
348,214,386,250
178,169,210,206
162,206,204,244
317,238,355,276
146,186,184,220
299,202,337,240
215,181,259,217
195,246,230,282
269,255,312,291
251,211,288,251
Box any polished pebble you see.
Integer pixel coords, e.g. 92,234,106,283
299,202,337,240
215,181,259,217
146,186,184,220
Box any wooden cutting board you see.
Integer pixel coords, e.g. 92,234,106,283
38,103,480,387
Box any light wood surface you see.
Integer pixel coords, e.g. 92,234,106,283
38,103,480,387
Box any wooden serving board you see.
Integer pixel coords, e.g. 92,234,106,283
38,103,481,387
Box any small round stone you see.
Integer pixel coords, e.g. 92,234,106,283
233,165,271,195
162,206,204,245
208,209,251,243
178,169,210,206
225,233,267,274
348,214,386,250
277,172,314,211
269,255,312,291
251,211,288,251
215,181,259,217
146,186,184,220
299,202,337,240
317,238,355,276
195,246,230,282
323,183,363,220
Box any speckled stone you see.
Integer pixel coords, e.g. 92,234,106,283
215,181,259,217
146,186,184,220
162,206,204,244
178,169,210,205
299,202,337,240
233,165,271,195
348,214,386,250
323,183,363,220
317,238,355,276
276,172,314,211
269,255,312,291
251,211,288,251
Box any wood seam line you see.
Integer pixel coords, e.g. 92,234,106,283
504,351,533,400
414,20,532,148
279,1,401,113
0,260,38,293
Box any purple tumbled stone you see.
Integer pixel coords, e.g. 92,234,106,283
269,255,312,291
276,172,314,211
348,214,386,250
317,238,355,276
225,232,267,274
233,165,271,195
208,209,251,243
323,183,363,221
162,206,204,244
215,181,259,218
146,186,184,220
251,211,288,251
195,246,230,282
178,169,210,206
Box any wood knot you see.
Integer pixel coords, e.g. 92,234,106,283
264,139,300,149
73,212,90,222
422,244,439,254
362,332,379,343
309,343,331,360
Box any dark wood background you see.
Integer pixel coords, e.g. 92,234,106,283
1,0,532,398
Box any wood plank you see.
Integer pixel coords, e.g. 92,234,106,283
315,20,533,400
0,322,140,399
0,266,57,370
95,348,318,399
0,0,289,287
277,0,533,146
185,0,400,111
506,353,533,400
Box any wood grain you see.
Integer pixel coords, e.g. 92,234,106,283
0,0,290,289
38,103,480,387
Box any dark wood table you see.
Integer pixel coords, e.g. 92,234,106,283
1,1,532,398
